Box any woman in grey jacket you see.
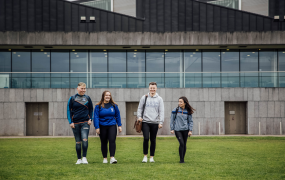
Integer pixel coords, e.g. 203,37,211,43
170,96,194,163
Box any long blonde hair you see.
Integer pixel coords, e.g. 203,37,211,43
96,90,117,108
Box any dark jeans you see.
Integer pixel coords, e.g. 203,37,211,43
72,122,90,159
99,125,117,158
142,122,158,156
175,130,189,162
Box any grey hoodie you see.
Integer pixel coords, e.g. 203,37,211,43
137,93,164,124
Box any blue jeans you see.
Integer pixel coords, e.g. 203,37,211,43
72,122,90,159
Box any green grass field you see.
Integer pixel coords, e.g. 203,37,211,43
0,136,285,180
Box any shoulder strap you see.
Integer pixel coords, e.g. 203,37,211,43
174,107,179,119
141,94,148,118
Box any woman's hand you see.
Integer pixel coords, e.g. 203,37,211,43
96,128,100,135
70,123,75,129
118,126,122,133
170,130,174,134
158,124,163,129
188,131,192,136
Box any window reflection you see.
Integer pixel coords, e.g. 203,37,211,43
203,50,221,87
146,50,164,88
32,50,51,88
127,50,145,88
278,49,285,87
184,50,202,87
70,50,88,88
0,50,11,88
221,50,239,87
165,50,183,88
51,50,69,88
240,50,258,87
90,50,108,88
12,50,31,88
259,50,277,87
109,50,126,88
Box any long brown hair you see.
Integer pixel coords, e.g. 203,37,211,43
178,96,195,115
96,90,117,108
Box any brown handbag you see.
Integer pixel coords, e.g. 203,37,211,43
134,94,148,133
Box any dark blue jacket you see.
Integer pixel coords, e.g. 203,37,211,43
93,103,122,129
67,94,93,124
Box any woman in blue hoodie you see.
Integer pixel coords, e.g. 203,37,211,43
94,90,122,164
170,96,195,163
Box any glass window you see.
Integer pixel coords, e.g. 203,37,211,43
146,50,165,88
184,50,202,87
108,50,126,88
12,50,31,88
70,50,88,88
51,50,70,88
0,50,11,88
165,50,183,88
259,50,278,87
240,50,258,87
127,50,145,88
279,50,285,87
202,50,221,87
32,50,51,88
221,50,239,87
90,50,108,88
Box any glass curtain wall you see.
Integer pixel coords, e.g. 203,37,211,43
259,50,278,87
203,50,221,87
70,50,88,88
184,50,202,87
1,49,285,88
165,50,183,88
127,50,145,88
90,50,108,88
51,50,70,88
12,50,31,88
0,50,11,88
108,50,126,88
32,50,50,88
279,50,285,87
146,50,165,88
221,50,239,87
240,50,258,87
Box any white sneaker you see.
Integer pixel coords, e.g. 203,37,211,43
110,157,117,164
76,159,82,164
103,159,108,163
142,156,147,163
82,157,88,164
150,157,155,163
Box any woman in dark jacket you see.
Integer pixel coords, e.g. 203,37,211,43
94,90,122,164
170,96,195,163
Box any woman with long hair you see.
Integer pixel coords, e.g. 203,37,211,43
170,96,195,163
94,90,122,164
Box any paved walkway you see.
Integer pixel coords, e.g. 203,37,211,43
0,135,285,138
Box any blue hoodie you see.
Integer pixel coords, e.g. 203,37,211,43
93,103,122,129
67,94,93,124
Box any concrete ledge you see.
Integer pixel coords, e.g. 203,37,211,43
1,31,285,46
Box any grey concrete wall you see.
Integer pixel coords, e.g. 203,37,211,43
114,0,136,17
241,0,268,16
0,88,285,136
1,31,285,46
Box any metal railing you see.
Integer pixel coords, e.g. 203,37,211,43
0,71,284,88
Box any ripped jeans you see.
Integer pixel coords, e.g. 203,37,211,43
72,122,90,159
